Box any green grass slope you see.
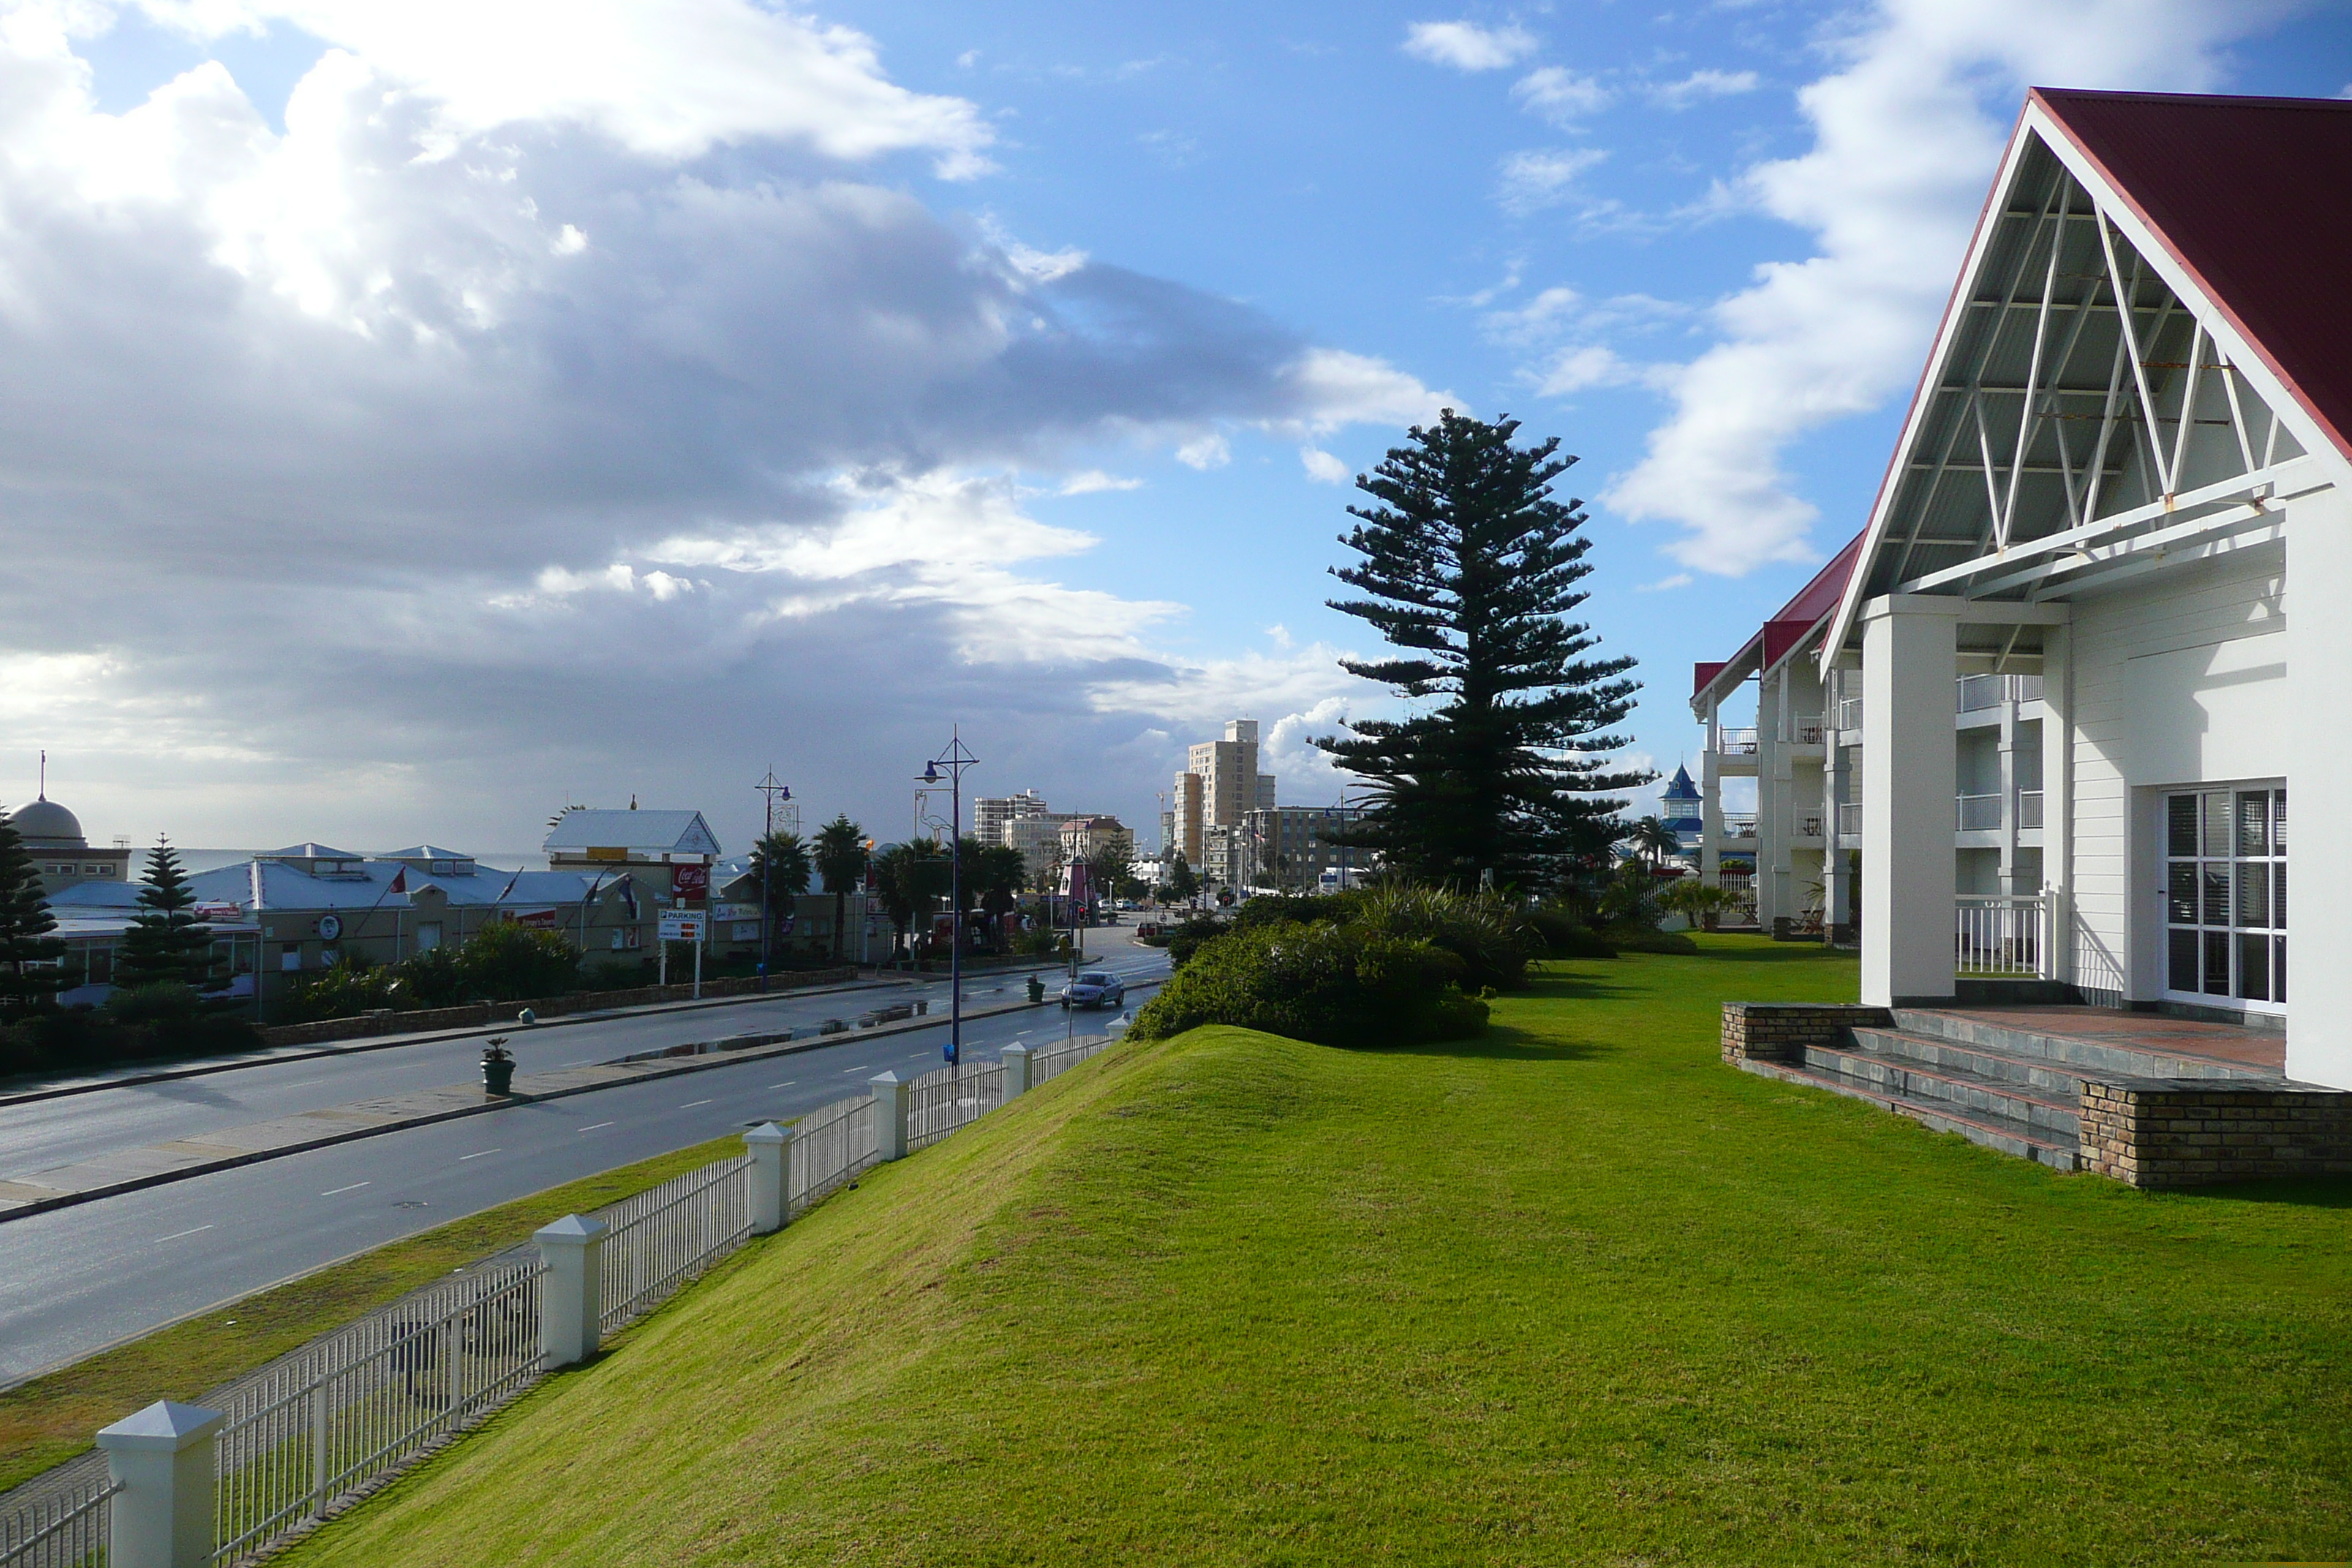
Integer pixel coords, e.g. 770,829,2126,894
284,938,2352,1566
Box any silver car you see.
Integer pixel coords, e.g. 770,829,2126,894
1059,971,1126,1009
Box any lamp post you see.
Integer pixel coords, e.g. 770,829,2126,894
921,734,979,1066
755,770,792,992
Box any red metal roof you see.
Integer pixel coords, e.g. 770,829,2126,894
2034,88,2352,464
1690,530,1865,703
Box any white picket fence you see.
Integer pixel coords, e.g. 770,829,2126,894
0,1032,1126,1568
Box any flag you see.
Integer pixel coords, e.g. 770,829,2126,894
388,867,406,895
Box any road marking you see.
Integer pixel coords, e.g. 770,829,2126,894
154,1224,214,1243
278,1077,328,1090
680,1098,714,1109
578,1121,615,1132
769,1081,796,1089
459,1148,500,1161
320,1181,372,1197
840,1063,872,1074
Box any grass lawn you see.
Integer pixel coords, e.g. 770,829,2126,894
0,1132,753,1494
282,937,2351,1565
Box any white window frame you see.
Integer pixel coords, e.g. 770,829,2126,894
2159,778,2285,1017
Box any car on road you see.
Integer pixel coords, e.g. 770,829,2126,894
1059,971,1126,1009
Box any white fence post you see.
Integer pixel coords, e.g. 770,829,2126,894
1000,1044,1032,1101
870,1071,909,1161
95,1400,224,1568
745,1122,791,1233
535,1214,608,1368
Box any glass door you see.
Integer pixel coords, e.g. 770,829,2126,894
2164,786,2285,1009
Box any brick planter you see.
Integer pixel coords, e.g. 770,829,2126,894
1721,1002,1891,1064
2078,1078,2352,1188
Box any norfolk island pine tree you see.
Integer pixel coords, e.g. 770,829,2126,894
1317,410,1649,890
113,839,216,992
0,819,64,1016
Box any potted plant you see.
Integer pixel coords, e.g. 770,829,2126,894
481,1038,516,1097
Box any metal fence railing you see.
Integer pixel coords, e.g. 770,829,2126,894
211,1248,543,1565
786,1094,878,1214
908,1059,1006,1152
1033,1033,1117,1087
599,1156,753,1335
0,1473,116,1568
1956,893,2050,977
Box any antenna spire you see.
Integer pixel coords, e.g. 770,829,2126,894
37,750,46,800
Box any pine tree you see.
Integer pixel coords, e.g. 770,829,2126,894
114,840,216,991
1318,410,1648,889
0,819,65,1015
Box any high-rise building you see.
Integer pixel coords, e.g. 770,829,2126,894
1169,772,1205,869
973,790,1049,848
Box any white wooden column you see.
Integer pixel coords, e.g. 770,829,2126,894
2040,626,2073,988
1757,671,1783,930
1862,604,1957,1006
1699,699,1723,887
2288,486,2352,1087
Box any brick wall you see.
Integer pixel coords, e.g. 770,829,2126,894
2078,1078,2352,1188
257,968,861,1048
1720,1002,1891,1064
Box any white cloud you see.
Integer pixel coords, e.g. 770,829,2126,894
1058,470,1143,495
1605,0,2304,576
1273,347,1452,434
1401,19,1537,71
1299,445,1350,484
1651,68,1760,109
134,0,998,176
1175,433,1231,470
1512,66,1610,121
1496,146,1607,214
1534,344,1635,395
1636,573,1694,592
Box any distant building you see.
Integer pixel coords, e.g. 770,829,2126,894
1060,815,1134,875
1660,766,1704,853
1175,718,1275,883
973,790,1050,849
1242,804,1368,892
2,791,132,898
1005,813,1085,889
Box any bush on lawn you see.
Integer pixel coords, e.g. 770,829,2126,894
1345,884,1537,991
1163,913,1232,970
1529,906,1618,959
1129,920,1488,1048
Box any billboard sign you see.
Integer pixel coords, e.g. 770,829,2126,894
658,911,704,943
670,863,710,902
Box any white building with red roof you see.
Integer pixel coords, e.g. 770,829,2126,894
1735,87,2352,1091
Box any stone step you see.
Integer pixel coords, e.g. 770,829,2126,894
1847,1026,2088,1098
1889,1009,2274,1081
1734,1056,2081,1172
1801,1041,2081,1139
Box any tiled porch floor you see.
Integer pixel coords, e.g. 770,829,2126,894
1934,1006,2287,1076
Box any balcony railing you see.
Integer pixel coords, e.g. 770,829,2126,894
1834,696,1863,733
1798,814,1824,838
1956,892,2051,978
1716,727,1759,756
1836,802,1861,837
1716,813,1757,840
1956,793,2002,832
1787,717,1825,746
1957,673,2044,712
2018,789,2044,829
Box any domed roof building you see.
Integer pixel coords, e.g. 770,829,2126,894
5,767,132,895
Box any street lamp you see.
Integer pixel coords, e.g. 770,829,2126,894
755,770,792,992
920,734,979,1066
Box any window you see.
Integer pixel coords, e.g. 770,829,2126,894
2165,787,2284,1006
281,943,303,972
415,922,442,951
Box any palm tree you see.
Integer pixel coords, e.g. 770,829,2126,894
813,815,869,962
872,840,945,960
1628,815,1684,867
749,830,811,956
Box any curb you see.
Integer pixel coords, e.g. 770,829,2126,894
0,984,1156,1226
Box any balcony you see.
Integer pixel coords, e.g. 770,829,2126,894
1956,892,2051,978
1836,802,1861,838
1716,727,1759,756
1956,791,2046,834
1797,813,1825,839
1834,696,1863,733
1786,716,1825,747
2018,789,2044,829
1715,813,1757,840
1957,673,2044,713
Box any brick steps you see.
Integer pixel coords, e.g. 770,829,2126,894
1800,1038,2081,1140
1889,1009,2275,1082
1733,1054,2081,1171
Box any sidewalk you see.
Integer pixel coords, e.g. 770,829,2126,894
0,993,1072,1222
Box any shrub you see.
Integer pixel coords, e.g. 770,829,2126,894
1231,893,1357,931
100,983,261,1059
282,954,404,1023
455,924,581,1002
1528,907,1618,959
1345,885,1537,991
1164,913,1231,970
1129,921,1488,1048
1599,925,1700,955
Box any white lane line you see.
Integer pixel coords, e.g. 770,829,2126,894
320,1181,372,1197
578,1121,615,1133
840,1064,872,1074
154,1224,214,1243
768,1081,796,1089
277,1077,328,1090
459,1148,500,1161
680,1098,714,1109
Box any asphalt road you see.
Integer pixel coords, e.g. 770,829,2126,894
0,947,1161,1181
0,945,1167,1388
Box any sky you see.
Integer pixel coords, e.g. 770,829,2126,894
3,0,2348,859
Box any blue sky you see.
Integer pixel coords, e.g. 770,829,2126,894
7,0,2351,856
